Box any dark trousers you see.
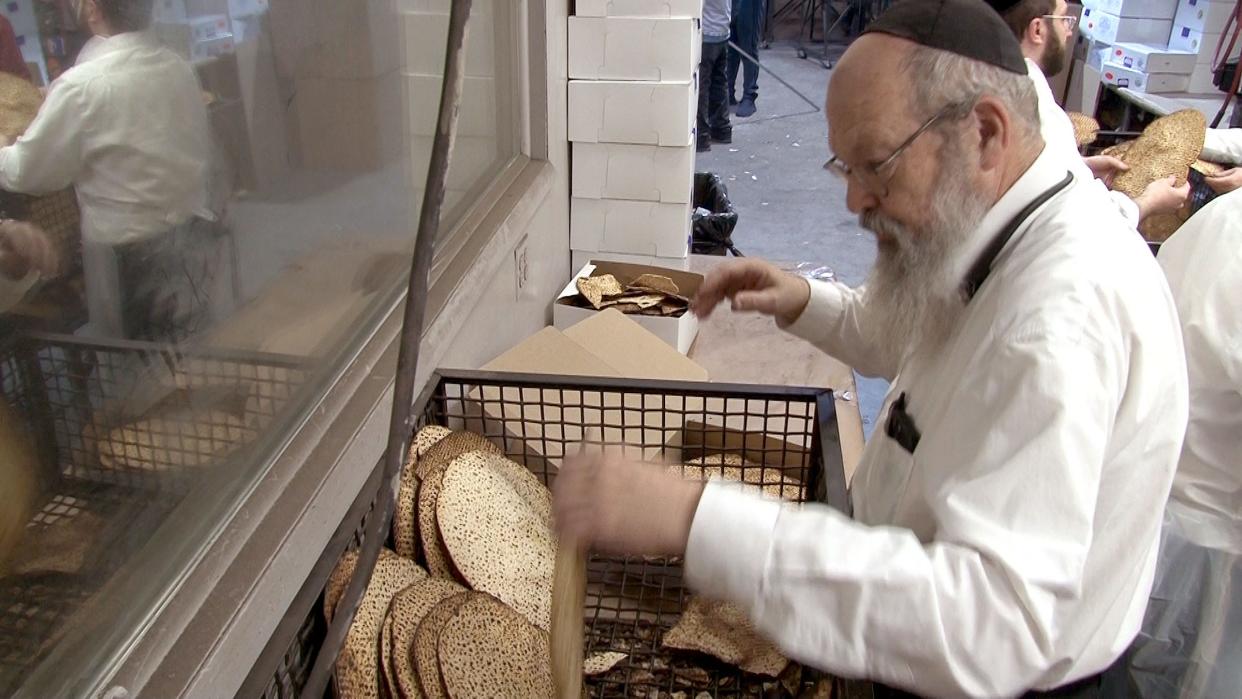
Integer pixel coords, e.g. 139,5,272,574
698,40,731,141
727,0,764,102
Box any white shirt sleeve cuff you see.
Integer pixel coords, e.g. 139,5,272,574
780,279,848,342
684,480,783,604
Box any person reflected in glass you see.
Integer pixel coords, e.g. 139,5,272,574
0,0,215,343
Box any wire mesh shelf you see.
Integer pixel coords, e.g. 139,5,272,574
0,332,308,697
257,369,848,699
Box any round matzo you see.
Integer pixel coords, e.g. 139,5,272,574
1111,109,1206,200
394,425,453,557
412,592,471,699
670,455,803,501
417,450,501,579
387,578,467,699
0,73,42,140
437,457,556,632
326,550,427,699
436,593,554,699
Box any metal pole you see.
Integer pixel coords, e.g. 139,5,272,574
300,0,473,696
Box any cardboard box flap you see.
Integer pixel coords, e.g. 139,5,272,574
483,326,619,377
561,309,708,381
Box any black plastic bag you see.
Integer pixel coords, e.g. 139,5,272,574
691,172,741,256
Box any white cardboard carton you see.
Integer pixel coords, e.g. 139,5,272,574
554,261,703,354
1110,42,1198,72
571,248,692,271
572,142,695,203
571,197,691,257
1169,25,1218,52
1173,0,1237,34
1089,42,1112,70
1084,0,1177,19
1102,60,1192,91
569,79,697,147
1081,9,1174,43
569,17,700,82
575,0,702,18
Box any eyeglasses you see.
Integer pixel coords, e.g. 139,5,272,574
823,99,973,198
1042,14,1078,30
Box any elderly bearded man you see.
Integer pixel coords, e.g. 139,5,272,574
553,0,1189,696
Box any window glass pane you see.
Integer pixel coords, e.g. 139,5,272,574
0,0,518,693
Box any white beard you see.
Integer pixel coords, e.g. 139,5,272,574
859,149,992,359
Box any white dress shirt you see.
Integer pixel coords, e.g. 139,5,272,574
684,147,1189,697
1156,191,1242,551
1027,59,1140,224
1201,127,1242,165
0,31,210,246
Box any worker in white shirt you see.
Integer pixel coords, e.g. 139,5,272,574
986,0,1190,223
1110,133,1242,698
0,0,214,342
553,0,1189,696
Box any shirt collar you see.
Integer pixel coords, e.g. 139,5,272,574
947,144,1072,286
77,30,158,64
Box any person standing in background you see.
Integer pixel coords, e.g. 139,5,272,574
0,15,31,82
727,0,763,118
697,0,732,153
0,0,214,342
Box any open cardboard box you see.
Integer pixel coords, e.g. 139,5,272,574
554,260,702,354
458,310,708,474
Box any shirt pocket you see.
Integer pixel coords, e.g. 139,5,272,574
852,398,919,526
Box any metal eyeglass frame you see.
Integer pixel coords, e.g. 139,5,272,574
823,99,975,198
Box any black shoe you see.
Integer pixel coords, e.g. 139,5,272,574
697,136,711,153
711,130,732,144
736,97,757,118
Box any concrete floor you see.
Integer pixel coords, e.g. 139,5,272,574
695,42,889,437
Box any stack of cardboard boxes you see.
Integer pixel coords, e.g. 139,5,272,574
567,0,702,271
1081,0,1240,96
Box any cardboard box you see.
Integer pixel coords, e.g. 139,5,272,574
1187,65,1221,91
571,249,692,271
1101,60,1192,91
1081,63,1104,113
1169,25,1217,52
569,17,700,82
572,142,695,203
1088,42,1112,70
229,0,269,17
574,0,702,18
1173,0,1237,34
1081,9,1174,43
1084,0,1178,19
476,309,708,468
555,261,702,354
1109,42,1198,72
571,198,691,258
155,17,235,61
569,79,697,147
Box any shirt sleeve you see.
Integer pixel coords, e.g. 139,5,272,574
1201,128,1242,166
1110,190,1140,225
780,279,899,380
0,78,90,194
684,321,1121,697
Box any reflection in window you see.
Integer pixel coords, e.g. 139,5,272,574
0,0,518,694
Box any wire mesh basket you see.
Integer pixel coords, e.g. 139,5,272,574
253,369,849,699
0,332,308,697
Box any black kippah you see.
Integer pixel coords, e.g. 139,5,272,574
983,0,1025,13
863,0,1028,75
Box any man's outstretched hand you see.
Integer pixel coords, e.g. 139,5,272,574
1205,167,1242,195
691,259,811,325
553,450,704,557
1083,155,1129,187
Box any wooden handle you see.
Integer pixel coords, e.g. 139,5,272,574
550,542,586,699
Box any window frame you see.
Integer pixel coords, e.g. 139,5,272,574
13,0,557,696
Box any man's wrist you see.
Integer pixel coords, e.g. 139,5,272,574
664,480,706,556
776,276,811,327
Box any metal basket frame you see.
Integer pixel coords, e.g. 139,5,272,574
247,369,849,699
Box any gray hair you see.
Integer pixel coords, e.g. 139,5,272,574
900,44,1041,140
97,0,155,33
